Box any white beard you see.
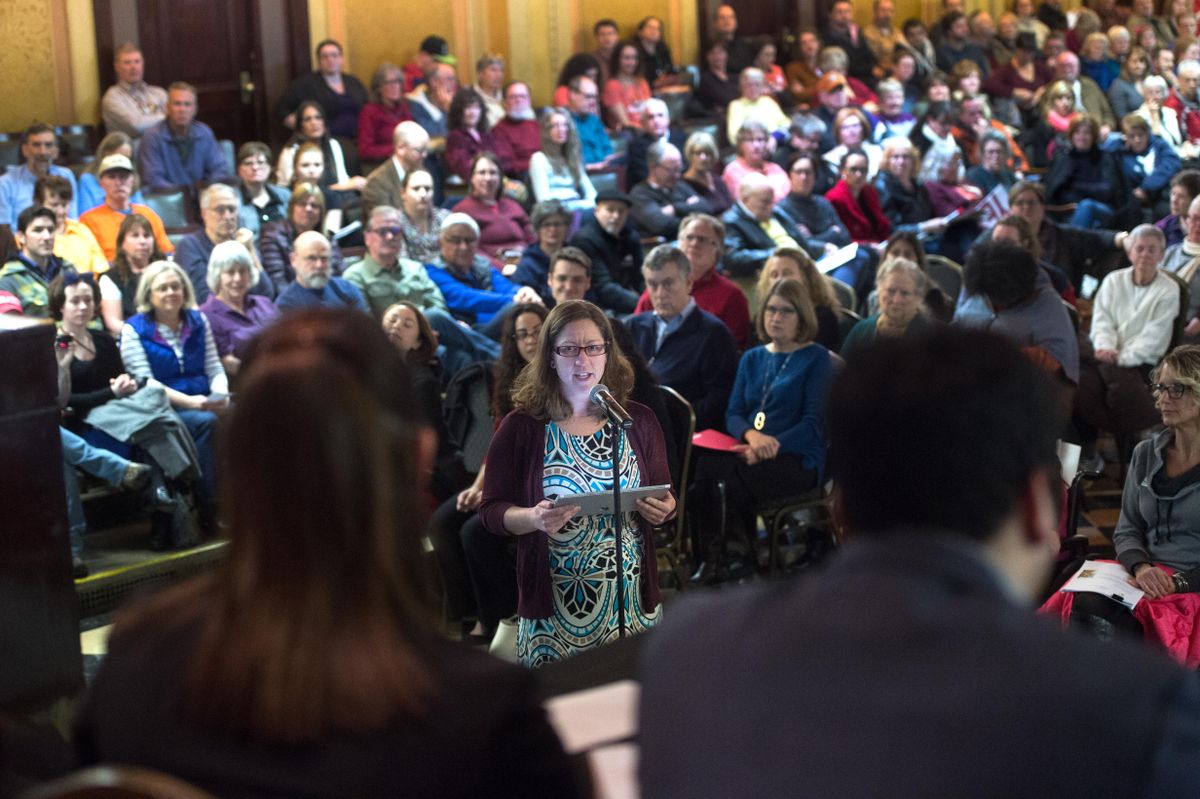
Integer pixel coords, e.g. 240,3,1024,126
507,107,537,121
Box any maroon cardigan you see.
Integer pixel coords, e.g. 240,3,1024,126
478,401,669,618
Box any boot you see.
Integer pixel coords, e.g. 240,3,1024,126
689,479,728,585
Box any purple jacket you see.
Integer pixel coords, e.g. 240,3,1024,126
478,401,670,618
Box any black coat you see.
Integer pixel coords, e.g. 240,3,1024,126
568,215,643,313
640,534,1200,798
721,203,819,277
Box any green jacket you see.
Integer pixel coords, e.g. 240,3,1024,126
342,252,448,320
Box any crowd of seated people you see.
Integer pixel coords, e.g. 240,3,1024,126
10,9,1200,765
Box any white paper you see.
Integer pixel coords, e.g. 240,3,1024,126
1061,561,1145,609
588,743,640,799
816,242,859,275
543,679,640,754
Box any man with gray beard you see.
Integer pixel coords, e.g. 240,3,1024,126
275,231,369,313
490,81,540,178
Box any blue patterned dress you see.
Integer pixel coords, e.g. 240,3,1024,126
516,422,662,667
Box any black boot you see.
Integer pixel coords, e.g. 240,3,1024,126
689,479,728,585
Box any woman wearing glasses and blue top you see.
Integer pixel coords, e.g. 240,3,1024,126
479,299,674,667
690,277,833,584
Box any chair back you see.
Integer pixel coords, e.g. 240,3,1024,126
925,254,963,300
656,385,695,586
834,307,861,353
1160,269,1190,350
217,139,236,176
142,189,191,229
442,360,496,474
828,276,856,313
0,135,21,169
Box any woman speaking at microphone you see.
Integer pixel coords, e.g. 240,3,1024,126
479,299,675,667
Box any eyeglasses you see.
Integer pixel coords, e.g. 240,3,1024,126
763,304,798,316
369,226,403,237
680,233,717,247
513,326,542,341
553,343,608,357
539,219,569,229
1151,382,1189,399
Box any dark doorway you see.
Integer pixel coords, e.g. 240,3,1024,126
696,0,805,60
93,0,311,147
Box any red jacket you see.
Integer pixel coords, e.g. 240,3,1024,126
1166,90,1200,145
826,179,891,244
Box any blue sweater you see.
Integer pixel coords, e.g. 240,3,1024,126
275,276,369,314
1102,134,1182,196
727,344,832,477
427,255,520,324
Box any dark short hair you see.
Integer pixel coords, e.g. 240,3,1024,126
963,239,1039,309
34,175,73,204
21,123,56,146
1171,169,1200,197
48,272,98,320
827,328,1061,540
237,141,272,165
315,38,342,57
594,18,618,35
17,205,55,234
551,245,592,277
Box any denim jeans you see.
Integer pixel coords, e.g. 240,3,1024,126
60,427,130,557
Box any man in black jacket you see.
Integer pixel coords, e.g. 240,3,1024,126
568,189,643,313
629,142,712,240
721,174,820,277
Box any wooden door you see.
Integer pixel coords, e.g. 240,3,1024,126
135,0,265,144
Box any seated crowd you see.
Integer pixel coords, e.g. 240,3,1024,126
7,4,1200,793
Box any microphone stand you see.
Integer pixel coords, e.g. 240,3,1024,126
610,419,627,639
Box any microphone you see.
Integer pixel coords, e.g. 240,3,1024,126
590,384,634,429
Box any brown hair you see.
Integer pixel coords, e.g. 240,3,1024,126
118,310,436,743
758,247,837,310
755,277,819,345
110,213,165,286
492,303,549,419
993,213,1042,261
382,301,438,366
510,299,634,420
287,181,327,224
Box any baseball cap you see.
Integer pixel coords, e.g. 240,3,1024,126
421,35,457,66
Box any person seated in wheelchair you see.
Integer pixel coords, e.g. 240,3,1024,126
690,277,833,584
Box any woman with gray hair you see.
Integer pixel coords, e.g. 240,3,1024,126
120,260,229,532
357,62,413,163
1134,73,1183,149
841,257,935,358
198,240,280,376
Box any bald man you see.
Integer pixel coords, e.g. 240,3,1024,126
275,231,369,314
363,121,431,215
